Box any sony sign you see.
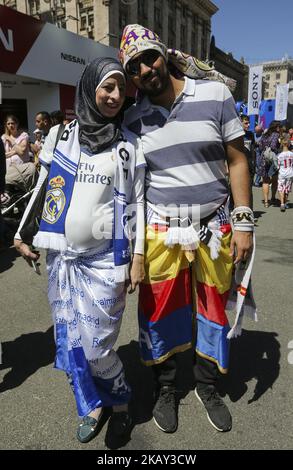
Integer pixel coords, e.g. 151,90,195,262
247,65,263,115
0,27,14,52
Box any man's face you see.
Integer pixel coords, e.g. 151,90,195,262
126,50,170,97
35,114,46,131
242,119,250,130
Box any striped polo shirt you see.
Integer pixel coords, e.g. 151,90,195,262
124,77,244,219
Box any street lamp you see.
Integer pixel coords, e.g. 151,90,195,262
97,33,117,42
64,15,79,23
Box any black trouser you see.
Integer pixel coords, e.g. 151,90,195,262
152,352,220,390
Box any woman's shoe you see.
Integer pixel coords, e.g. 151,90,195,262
264,201,269,208
108,411,132,437
77,411,104,443
280,204,286,212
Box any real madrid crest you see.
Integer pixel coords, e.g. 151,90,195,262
42,175,66,224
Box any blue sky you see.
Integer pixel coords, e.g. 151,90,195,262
212,0,292,64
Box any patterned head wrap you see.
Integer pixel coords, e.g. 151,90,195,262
119,24,168,69
119,24,237,93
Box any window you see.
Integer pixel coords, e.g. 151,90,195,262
79,6,94,34
154,0,162,36
119,4,128,31
168,14,175,49
29,0,40,15
180,24,186,50
88,14,94,29
276,73,281,79
201,20,207,60
138,0,148,20
80,15,87,30
191,14,198,56
169,0,176,13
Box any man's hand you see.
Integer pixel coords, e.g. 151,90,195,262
230,231,253,264
129,253,145,294
14,239,40,267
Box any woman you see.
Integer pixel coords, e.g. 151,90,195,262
258,120,281,207
14,58,145,443
1,114,30,167
2,114,36,192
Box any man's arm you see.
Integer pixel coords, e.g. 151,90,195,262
226,136,251,207
226,136,253,263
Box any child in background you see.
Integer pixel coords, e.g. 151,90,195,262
277,135,293,212
32,128,43,167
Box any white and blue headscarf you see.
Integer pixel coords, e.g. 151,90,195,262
34,58,136,282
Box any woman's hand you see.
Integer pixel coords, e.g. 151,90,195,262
129,253,145,294
14,238,40,267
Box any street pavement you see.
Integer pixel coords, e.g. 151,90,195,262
0,187,292,451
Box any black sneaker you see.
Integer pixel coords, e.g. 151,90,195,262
108,411,132,437
195,384,232,432
153,386,177,433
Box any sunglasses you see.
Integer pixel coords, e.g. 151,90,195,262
126,50,161,77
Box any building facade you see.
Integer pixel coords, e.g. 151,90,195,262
209,36,249,102
260,59,293,99
0,0,218,60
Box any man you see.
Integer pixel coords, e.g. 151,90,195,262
240,114,255,207
254,124,264,187
120,24,254,434
30,111,51,154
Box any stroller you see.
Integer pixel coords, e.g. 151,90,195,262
0,165,37,245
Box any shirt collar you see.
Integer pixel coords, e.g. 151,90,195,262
136,76,195,111
182,76,196,96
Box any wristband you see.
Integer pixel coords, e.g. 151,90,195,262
231,206,254,232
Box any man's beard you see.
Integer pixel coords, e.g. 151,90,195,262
140,70,170,96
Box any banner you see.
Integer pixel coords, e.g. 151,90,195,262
275,83,289,120
247,65,263,115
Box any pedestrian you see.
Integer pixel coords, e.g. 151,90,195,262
120,24,255,434
277,135,293,212
30,111,51,154
258,120,281,208
14,57,145,443
31,128,43,166
240,114,255,207
1,114,36,192
254,124,263,187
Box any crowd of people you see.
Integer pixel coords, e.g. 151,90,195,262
240,115,293,213
0,22,290,447
0,110,68,247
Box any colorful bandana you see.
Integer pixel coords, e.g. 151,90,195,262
119,24,168,69
119,24,237,93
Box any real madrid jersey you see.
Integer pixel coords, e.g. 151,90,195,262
64,147,115,251
15,126,145,255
